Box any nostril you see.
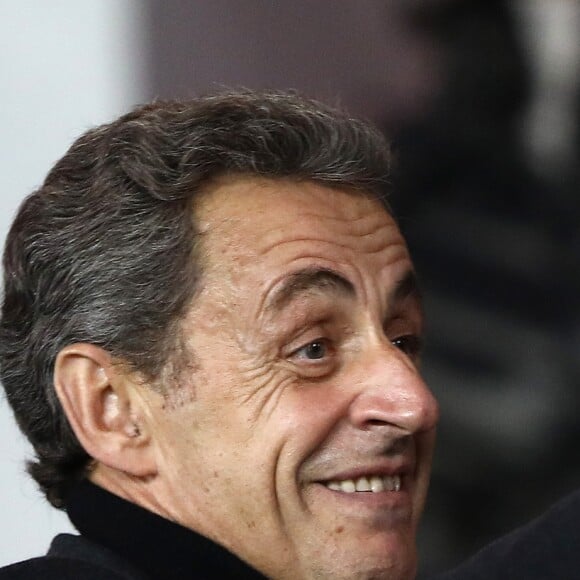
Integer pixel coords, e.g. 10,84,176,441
366,419,387,427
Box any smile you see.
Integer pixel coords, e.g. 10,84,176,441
325,475,402,493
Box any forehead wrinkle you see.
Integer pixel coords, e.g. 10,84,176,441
253,220,402,262
253,230,401,261
265,267,355,314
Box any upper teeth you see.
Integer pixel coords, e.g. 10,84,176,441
325,475,401,493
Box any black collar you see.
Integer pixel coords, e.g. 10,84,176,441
66,479,266,580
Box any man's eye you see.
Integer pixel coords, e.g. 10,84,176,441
293,339,328,360
391,335,423,358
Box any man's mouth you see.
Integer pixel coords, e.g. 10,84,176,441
324,475,402,493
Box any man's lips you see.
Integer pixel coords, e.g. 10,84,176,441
313,460,412,495
304,460,417,527
324,474,402,493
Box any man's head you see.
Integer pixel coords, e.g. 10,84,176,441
0,91,438,579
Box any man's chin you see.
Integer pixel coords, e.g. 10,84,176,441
288,484,419,578
292,526,417,580
301,554,416,580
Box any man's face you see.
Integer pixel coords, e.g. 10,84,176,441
148,177,438,579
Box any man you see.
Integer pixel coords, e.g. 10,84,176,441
0,91,438,579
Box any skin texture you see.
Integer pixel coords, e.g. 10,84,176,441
72,176,438,579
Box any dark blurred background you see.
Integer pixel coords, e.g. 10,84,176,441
143,0,580,575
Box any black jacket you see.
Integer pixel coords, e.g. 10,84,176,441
0,480,265,580
433,488,580,579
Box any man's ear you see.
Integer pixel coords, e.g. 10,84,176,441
54,343,158,478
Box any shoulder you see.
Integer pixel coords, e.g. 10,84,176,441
433,489,580,580
0,556,127,580
0,533,144,580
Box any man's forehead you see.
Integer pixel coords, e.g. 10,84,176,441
192,176,411,312
194,176,404,273
196,175,387,222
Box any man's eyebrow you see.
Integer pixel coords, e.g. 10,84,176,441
389,270,422,309
266,267,355,312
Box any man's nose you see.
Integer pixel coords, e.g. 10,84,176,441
347,341,439,434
